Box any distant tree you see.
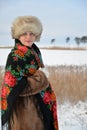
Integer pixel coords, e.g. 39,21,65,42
50,39,56,45
74,37,81,47
81,36,87,43
66,37,70,43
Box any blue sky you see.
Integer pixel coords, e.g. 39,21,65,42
0,0,87,46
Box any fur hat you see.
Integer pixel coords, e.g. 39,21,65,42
11,16,43,42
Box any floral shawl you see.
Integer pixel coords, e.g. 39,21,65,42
1,39,58,130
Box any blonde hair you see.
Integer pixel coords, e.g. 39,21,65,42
11,16,43,42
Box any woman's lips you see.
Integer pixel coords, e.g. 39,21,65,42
25,40,32,42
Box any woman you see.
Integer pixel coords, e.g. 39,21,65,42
1,16,59,130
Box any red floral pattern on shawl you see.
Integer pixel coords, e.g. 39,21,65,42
4,71,17,87
40,85,59,130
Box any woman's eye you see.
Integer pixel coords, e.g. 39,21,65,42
23,33,27,35
20,33,27,36
30,33,35,36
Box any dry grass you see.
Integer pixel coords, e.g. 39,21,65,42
0,65,87,104
40,46,87,50
47,65,87,104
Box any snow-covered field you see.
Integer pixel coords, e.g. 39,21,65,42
58,101,87,130
0,48,87,130
0,49,87,66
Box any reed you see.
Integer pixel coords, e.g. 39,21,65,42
0,65,87,104
47,65,87,104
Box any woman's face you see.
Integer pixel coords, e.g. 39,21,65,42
19,32,36,47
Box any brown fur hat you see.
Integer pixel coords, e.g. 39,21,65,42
11,16,43,42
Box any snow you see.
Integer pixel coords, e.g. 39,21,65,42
0,48,87,130
41,49,87,66
58,101,87,130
